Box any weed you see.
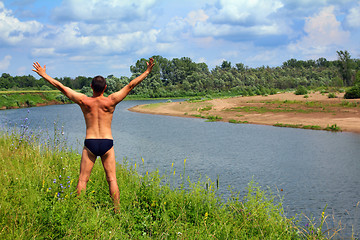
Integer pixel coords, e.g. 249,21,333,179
324,124,342,132
328,93,337,98
191,114,222,122
274,123,342,132
198,105,212,112
229,119,249,124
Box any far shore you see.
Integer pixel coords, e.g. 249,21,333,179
129,92,360,134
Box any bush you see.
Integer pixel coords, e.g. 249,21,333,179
344,85,360,99
295,85,308,95
328,93,337,98
41,85,52,91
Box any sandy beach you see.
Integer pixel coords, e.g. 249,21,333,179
129,92,360,134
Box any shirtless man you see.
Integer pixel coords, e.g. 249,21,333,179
32,58,154,211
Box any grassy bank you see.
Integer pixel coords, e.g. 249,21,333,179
0,127,342,239
0,90,183,110
0,90,66,109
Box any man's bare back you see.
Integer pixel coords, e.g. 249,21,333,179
80,95,115,139
32,58,154,212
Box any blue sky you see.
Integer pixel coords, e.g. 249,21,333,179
0,0,359,78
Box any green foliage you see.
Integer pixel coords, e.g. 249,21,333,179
191,113,222,122
324,124,342,132
40,85,52,91
0,116,345,239
56,94,71,103
295,85,308,95
0,91,63,109
355,71,360,85
80,86,92,97
344,85,360,99
328,93,337,98
337,50,354,86
3,52,360,99
229,119,249,124
274,123,341,132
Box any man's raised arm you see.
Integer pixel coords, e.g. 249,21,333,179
32,62,85,104
109,58,155,105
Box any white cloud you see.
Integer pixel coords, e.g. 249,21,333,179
345,1,360,28
211,0,284,25
187,0,288,43
0,55,12,71
0,2,43,45
288,6,350,57
52,0,156,23
193,21,283,40
31,48,66,57
157,17,189,43
186,9,209,27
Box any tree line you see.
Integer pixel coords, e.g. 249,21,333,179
1,51,360,98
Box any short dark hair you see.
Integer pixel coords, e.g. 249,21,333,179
91,76,106,93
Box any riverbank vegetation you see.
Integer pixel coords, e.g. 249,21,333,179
2,51,360,100
0,90,70,109
0,120,344,239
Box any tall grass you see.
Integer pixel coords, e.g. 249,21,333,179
0,117,344,239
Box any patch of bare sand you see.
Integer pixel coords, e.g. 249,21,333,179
129,92,360,134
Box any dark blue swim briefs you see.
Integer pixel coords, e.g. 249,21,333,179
84,139,113,157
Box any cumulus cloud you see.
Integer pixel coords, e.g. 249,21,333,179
186,9,209,26
31,48,66,57
288,6,350,56
210,0,284,25
0,2,43,45
52,0,156,23
0,55,12,71
345,1,360,28
157,17,188,43
186,0,289,45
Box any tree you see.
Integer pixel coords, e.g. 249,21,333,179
221,60,231,70
355,71,360,85
337,50,353,86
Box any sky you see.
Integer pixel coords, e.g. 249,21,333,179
0,0,359,78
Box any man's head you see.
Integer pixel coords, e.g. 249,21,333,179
91,76,107,93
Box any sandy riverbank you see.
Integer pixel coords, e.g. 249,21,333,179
129,92,360,134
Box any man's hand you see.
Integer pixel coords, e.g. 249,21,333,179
146,58,155,73
32,62,47,77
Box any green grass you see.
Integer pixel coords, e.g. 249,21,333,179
0,91,67,109
191,114,222,122
198,105,213,112
273,123,342,132
229,119,249,124
0,121,344,239
228,105,327,114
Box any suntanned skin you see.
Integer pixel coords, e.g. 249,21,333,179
32,58,154,212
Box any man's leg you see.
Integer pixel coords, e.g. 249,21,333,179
77,147,96,195
101,147,120,212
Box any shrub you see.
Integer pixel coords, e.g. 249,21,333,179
295,85,308,95
328,93,337,98
344,85,360,99
41,85,52,91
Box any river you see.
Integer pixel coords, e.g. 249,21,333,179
1,100,359,238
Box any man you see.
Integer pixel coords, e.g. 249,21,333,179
32,58,155,212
